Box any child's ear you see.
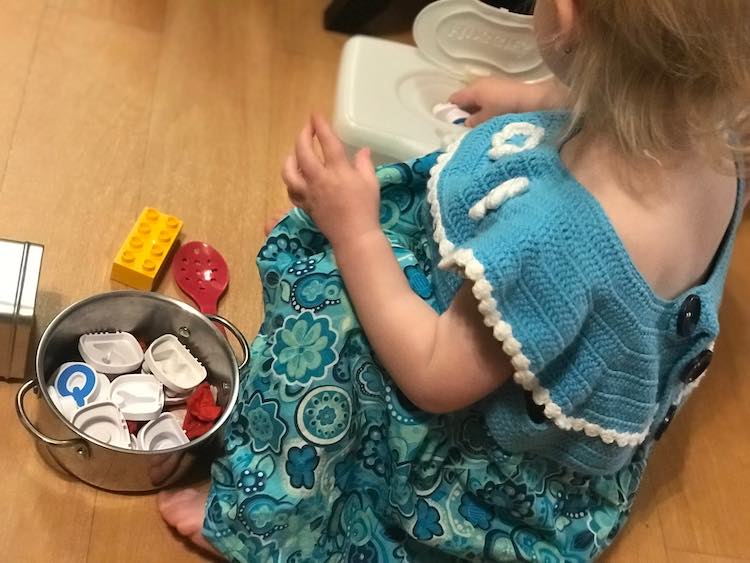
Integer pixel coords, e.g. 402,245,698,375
553,0,580,45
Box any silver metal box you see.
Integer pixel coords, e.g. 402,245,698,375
1,239,43,380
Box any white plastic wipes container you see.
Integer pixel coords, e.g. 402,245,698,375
333,0,551,163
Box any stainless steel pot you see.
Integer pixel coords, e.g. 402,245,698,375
15,291,249,492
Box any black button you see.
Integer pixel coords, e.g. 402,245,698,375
677,294,702,337
680,349,713,384
654,404,678,441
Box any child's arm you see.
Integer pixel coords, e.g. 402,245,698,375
283,116,513,413
333,232,512,413
449,76,569,127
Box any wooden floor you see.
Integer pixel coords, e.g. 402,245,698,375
0,1,747,561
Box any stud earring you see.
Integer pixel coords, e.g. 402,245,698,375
551,33,573,55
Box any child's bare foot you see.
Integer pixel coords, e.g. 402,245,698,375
158,485,223,560
264,209,289,235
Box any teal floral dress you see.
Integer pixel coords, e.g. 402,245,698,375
203,154,648,562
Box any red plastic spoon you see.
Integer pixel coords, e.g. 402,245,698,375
173,241,229,327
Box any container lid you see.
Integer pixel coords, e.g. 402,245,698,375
47,385,79,422
109,373,165,421
144,334,207,394
78,332,144,375
136,412,189,451
53,362,101,408
71,401,131,449
433,103,471,125
164,386,190,406
89,371,112,403
167,406,187,426
413,0,551,82
48,370,110,420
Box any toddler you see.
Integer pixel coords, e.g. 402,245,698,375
159,0,749,561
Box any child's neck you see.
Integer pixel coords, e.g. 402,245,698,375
564,128,704,200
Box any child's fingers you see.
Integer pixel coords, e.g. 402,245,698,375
311,114,346,165
464,108,492,128
283,155,307,208
448,89,468,106
295,122,324,179
449,86,478,108
353,147,376,179
282,154,306,193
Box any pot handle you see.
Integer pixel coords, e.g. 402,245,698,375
207,315,250,371
15,380,90,457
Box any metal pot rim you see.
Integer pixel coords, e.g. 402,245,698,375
34,290,242,455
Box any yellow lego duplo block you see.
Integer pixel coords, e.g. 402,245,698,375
111,207,183,290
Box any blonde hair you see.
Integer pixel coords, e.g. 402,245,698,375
564,1,750,171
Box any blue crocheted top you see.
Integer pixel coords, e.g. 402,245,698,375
427,111,745,475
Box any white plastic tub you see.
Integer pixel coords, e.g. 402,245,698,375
333,0,551,164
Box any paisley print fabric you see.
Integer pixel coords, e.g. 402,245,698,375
203,155,647,562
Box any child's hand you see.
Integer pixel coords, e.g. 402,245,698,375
450,76,568,127
282,115,380,249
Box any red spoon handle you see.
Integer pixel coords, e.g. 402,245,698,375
200,302,218,315
172,241,230,336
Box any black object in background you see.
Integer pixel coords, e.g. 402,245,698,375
481,0,533,13
324,0,534,34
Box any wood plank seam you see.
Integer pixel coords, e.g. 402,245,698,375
0,0,48,195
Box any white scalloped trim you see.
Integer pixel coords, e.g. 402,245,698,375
468,177,530,221
427,129,650,448
675,341,715,406
488,122,545,159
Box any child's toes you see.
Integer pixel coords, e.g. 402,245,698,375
190,530,222,557
158,488,203,529
158,488,189,514
158,486,222,558
174,510,203,537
